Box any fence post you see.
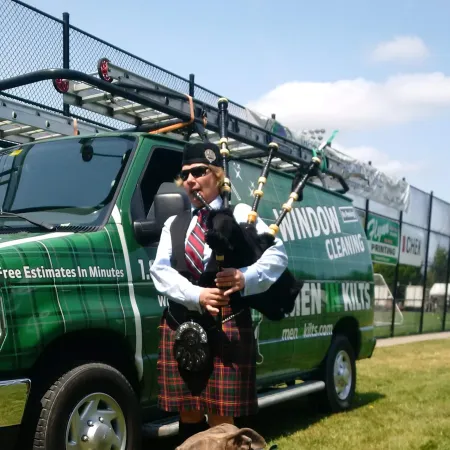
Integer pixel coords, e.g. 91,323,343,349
189,73,195,97
364,162,371,234
183,73,195,141
364,199,370,233
391,179,404,337
62,12,70,117
420,191,433,334
442,237,450,331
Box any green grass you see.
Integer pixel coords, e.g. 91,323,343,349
374,311,449,338
0,383,28,427
146,338,450,449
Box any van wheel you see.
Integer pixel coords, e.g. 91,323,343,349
317,334,356,413
32,363,141,450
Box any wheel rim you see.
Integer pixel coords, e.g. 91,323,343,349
65,392,126,450
333,350,352,400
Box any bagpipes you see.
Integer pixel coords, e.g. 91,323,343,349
194,98,322,321
172,99,321,372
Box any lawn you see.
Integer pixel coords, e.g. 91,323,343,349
0,382,28,427
146,338,450,449
374,310,449,338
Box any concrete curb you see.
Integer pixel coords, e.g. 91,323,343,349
375,331,450,348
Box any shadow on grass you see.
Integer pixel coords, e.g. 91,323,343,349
142,390,385,449
236,391,385,443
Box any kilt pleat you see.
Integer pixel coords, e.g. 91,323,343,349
157,305,258,417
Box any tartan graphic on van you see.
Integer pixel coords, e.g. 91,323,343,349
0,221,138,372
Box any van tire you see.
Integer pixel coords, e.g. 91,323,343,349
317,334,356,413
31,363,141,450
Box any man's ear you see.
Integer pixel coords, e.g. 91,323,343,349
226,428,267,449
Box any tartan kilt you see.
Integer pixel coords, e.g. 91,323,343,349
157,304,258,417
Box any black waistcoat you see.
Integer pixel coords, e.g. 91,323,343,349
168,209,218,317
169,210,196,283
169,208,229,288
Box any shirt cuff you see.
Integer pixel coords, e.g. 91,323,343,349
185,284,203,313
240,265,260,297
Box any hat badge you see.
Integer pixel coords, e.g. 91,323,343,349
204,149,216,162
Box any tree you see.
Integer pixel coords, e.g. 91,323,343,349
373,263,395,288
373,261,422,301
426,246,448,287
398,264,422,285
373,246,449,302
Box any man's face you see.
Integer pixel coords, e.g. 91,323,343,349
181,163,219,207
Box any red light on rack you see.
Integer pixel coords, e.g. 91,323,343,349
98,58,112,83
53,78,69,93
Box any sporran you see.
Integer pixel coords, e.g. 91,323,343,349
173,319,211,372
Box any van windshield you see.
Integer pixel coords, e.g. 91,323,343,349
0,135,135,230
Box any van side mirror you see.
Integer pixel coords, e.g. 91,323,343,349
134,183,189,245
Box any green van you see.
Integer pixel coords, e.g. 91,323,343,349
0,130,376,450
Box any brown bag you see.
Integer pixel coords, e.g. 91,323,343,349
176,423,268,450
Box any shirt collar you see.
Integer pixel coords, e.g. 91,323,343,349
191,195,222,215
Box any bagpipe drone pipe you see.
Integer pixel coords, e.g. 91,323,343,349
193,98,322,321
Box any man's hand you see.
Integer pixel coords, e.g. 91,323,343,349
199,288,229,315
215,268,245,296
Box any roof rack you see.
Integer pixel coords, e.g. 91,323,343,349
0,59,410,210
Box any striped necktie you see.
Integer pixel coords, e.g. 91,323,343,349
185,208,208,280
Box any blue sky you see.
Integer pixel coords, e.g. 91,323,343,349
21,0,450,202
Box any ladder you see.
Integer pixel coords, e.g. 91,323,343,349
0,96,109,145
0,59,410,210
0,61,347,187
59,59,340,174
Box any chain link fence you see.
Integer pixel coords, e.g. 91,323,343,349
0,0,64,111
0,0,254,127
68,26,192,129
1,0,449,338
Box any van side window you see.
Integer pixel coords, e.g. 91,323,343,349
131,146,182,220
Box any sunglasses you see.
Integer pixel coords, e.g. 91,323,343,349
180,166,210,181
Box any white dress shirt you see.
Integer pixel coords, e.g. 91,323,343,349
150,195,289,314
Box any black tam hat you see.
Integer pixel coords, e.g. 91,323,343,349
182,142,221,167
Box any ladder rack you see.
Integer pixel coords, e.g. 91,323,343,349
0,58,410,210
65,60,332,172
0,64,337,169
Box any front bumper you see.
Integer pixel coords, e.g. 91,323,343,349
0,378,30,427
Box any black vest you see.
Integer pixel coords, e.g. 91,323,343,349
169,206,247,323
168,206,301,321
169,206,236,285
169,210,197,283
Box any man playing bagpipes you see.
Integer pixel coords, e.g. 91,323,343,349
149,140,289,442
